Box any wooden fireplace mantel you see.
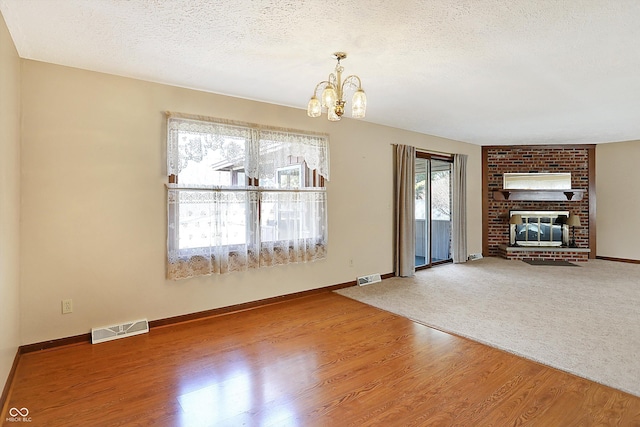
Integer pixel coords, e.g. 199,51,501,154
492,189,585,201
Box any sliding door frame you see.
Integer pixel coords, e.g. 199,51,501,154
416,151,454,271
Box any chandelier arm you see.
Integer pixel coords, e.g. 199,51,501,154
311,80,331,97
341,75,363,91
312,73,338,96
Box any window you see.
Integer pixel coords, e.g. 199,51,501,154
166,114,329,279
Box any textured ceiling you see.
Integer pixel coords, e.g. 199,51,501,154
2,0,639,145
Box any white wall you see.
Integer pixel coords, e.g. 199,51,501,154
0,12,21,393
596,140,640,260
19,60,482,345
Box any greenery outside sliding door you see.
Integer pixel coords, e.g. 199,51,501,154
415,154,452,268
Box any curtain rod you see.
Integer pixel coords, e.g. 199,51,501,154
165,184,325,192
166,111,329,138
390,143,453,157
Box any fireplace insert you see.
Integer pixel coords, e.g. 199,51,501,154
510,210,569,247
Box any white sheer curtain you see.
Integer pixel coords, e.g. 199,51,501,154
256,130,330,180
259,191,327,266
166,114,329,280
452,154,467,263
167,189,260,277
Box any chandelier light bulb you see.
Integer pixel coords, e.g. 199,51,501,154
321,85,337,109
307,96,322,117
351,89,367,119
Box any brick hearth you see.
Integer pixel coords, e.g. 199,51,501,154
497,245,590,262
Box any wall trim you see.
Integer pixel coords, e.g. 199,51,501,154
148,277,374,329
19,334,91,354
3,275,395,410
588,146,596,259
16,273,393,354
482,146,490,256
596,256,640,264
0,351,21,418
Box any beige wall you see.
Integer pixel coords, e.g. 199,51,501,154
19,59,482,345
0,13,21,393
596,140,640,260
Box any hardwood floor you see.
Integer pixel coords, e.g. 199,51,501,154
3,292,640,426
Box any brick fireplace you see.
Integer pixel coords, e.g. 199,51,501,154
482,145,595,261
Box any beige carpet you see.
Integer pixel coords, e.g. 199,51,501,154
336,257,640,397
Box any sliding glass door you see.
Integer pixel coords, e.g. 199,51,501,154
430,159,452,264
415,158,430,267
415,155,452,268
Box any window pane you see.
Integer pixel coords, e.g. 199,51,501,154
260,192,326,242
415,156,453,267
176,191,249,249
277,165,302,189
415,158,428,267
430,160,452,263
175,132,247,187
256,138,315,189
257,130,329,181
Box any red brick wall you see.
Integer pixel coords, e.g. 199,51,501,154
484,146,592,256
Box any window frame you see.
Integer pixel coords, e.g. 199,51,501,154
166,113,329,274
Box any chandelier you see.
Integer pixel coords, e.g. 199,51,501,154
307,52,367,121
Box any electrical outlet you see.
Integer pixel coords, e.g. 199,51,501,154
62,299,73,314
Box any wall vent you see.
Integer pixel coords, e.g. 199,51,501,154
468,253,484,261
357,273,382,286
91,319,149,344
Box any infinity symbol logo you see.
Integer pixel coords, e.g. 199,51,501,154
9,407,29,417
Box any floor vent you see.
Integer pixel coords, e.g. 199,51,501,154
357,273,382,286
91,319,149,344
